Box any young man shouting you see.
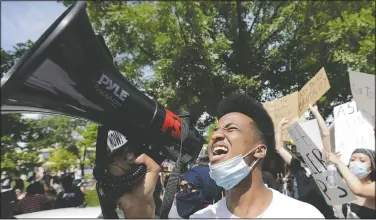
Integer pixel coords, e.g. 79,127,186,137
111,93,325,218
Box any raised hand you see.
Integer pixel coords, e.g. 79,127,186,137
108,153,161,218
275,117,289,150
325,151,342,165
276,118,289,137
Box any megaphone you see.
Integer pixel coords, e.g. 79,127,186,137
0,1,204,165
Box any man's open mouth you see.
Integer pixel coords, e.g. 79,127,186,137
212,145,229,156
211,145,230,164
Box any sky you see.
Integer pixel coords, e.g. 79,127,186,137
1,1,67,51
2,1,66,119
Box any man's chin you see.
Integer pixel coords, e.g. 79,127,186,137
210,153,232,166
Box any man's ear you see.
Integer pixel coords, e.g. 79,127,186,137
254,145,267,159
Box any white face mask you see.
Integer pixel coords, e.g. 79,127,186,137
208,146,264,190
349,161,371,179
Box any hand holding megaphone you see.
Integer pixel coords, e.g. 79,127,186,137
110,153,161,218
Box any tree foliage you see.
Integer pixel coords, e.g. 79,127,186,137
1,40,34,77
1,148,42,176
76,122,98,175
1,41,46,175
33,115,86,154
59,1,374,130
46,148,78,172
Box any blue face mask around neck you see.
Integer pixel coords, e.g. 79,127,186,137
208,146,263,190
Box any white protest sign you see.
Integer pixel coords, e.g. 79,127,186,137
349,70,375,127
333,101,375,164
333,101,358,119
288,122,356,206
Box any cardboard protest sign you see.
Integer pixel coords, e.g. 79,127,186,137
333,101,375,164
348,70,375,127
298,68,331,116
288,121,356,206
263,92,299,141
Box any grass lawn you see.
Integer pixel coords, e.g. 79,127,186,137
85,189,100,207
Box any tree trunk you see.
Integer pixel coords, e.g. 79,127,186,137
80,147,87,178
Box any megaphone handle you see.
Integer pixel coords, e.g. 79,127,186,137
94,125,120,219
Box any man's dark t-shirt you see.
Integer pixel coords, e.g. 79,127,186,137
290,158,335,219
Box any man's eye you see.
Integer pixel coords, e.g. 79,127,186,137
227,127,237,131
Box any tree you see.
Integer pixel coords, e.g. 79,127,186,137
58,1,374,131
34,115,86,154
1,40,37,155
47,148,78,172
1,40,34,77
0,40,48,176
76,122,98,177
1,148,42,177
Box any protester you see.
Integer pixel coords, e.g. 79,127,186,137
55,174,85,208
326,149,375,219
111,93,325,218
168,158,223,218
77,181,87,195
309,102,376,219
14,178,25,194
27,172,36,184
274,117,335,218
262,170,277,190
15,182,52,214
1,173,17,219
42,170,53,187
74,168,82,186
51,176,63,195
12,177,26,200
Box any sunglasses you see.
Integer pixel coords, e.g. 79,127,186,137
179,183,197,194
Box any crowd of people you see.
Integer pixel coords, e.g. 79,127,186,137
111,93,375,219
1,170,86,218
1,93,375,219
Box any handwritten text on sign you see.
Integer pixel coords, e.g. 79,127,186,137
333,101,375,164
348,70,375,127
263,91,299,141
298,67,331,116
288,122,356,206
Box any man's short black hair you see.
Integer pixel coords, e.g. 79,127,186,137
216,93,275,155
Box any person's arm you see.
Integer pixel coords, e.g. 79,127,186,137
275,118,293,165
309,104,331,154
115,154,160,218
283,169,291,181
326,152,375,199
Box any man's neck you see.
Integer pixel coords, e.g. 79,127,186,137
225,169,273,218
